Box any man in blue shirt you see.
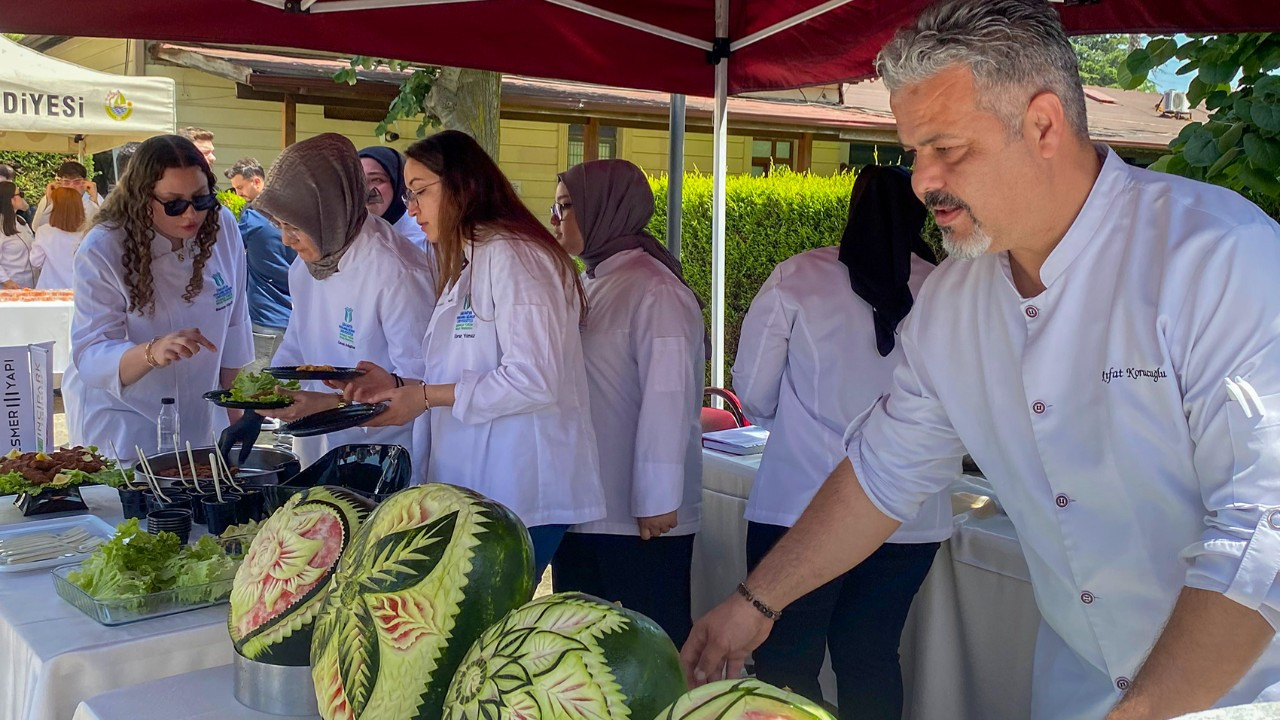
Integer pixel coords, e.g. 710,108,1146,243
226,157,295,373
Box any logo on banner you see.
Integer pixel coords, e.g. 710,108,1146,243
104,90,133,122
453,294,475,338
212,272,233,311
338,307,356,349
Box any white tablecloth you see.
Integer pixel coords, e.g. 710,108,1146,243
693,448,1040,720
74,664,319,720
0,486,234,720
0,300,74,373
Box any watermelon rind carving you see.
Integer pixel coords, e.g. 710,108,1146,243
654,678,837,720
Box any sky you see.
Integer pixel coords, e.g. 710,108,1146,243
1147,34,1193,93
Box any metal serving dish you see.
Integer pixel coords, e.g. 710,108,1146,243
136,446,300,489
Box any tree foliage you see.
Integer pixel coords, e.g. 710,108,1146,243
1073,35,1156,92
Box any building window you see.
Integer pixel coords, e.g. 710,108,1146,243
751,138,794,176
568,123,618,166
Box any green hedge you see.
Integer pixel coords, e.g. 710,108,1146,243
0,151,84,200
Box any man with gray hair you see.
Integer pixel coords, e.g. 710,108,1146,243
682,1,1280,717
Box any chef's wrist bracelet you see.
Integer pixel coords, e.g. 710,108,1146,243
421,382,432,412
331,392,348,409
392,373,404,388
736,582,782,621
144,337,161,368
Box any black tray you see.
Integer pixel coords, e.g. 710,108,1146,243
265,366,366,381
15,484,89,516
202,389,293,410
279,403,388,437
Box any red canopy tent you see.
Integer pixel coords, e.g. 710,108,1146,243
3,0,1275,383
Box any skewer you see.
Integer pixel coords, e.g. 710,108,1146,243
186,442,202,493
209,453,224,503
134,446,171,503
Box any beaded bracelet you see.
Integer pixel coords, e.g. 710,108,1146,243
144,337,161,368
736,582,782,621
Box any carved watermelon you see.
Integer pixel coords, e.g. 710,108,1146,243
311,483,535,720
229,485,375,665
443,592,687,720
654,679,836,720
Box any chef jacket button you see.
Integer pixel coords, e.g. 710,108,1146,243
1025,305,1039,319
1032,401,1047,415
1055,494,1070,508
1267,509,1280,530
1080,591,1095,605
1115,677,1131,691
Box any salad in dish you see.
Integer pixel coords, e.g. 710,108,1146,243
227,371,301,405
67,519,240,605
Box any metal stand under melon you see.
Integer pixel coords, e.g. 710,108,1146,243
654,678,837,720
311,483,535,720
443,592,688,720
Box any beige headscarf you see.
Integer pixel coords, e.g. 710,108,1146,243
256,133,369,280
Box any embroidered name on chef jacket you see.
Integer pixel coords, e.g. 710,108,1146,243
338,306,356,349
212,272,234,311
1101,365,1169,384
454,294,476,338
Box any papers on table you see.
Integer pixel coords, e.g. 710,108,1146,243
702,426,769,455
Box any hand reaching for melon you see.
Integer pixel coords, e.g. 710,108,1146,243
638,510,678,540
680,592,775,687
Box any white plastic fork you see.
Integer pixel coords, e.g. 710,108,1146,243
0,536,106,565
0,527,92,554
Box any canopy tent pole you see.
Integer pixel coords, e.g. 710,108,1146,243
710,0,728,389
667,94,686,259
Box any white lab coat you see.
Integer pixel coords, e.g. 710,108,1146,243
30,225,82,289
63,207,254,463
0,222,35,288
422,233,605,528
846,149,1280,717
572,248,704,537
272,215,435,470
393,212,430,254
734,246,951,543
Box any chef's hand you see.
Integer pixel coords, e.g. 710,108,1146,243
329,360,395,402
637,511,678,540
681,595,774,687
85,180,99,202
219,411,264,464
260,388,342,422
152,328,217,367
363,384,426,428
2,280,18,290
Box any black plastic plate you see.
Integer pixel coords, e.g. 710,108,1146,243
202,390,293,410
265,366,366,381
279,403,389,438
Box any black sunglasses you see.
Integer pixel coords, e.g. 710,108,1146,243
153,193,219,217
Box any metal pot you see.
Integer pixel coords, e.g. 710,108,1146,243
135,446,300,490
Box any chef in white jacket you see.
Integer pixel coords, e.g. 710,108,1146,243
64,135,253,464
732,165,951,718
685,2,1280,718
253,134,435,470
346,130,605,577
548,159,706,646
0,181,34,288
30,186,86,290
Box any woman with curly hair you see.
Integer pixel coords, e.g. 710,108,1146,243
63,135,253,464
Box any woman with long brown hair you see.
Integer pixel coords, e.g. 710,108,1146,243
30,185,86,289
63,135,253,464
343,129,604,576
0,181,35,288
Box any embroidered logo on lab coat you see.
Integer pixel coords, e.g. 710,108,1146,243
338,306,356,349
213,272,233,311
1101,366,1169,384
454,294,476,336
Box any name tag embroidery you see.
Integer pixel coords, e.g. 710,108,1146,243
212,272,234,311
1101,366,1169,384
338,306,356,349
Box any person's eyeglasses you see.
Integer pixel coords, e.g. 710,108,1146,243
401,180,441,208
550,201,573,223
153,194,219,217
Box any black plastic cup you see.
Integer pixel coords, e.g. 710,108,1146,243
118,486,152,520
202,494,242,536
236,489,266,523
188,491,218,525
146,491,192,515
146,508,193,544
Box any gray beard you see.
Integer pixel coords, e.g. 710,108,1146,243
941,223,994,260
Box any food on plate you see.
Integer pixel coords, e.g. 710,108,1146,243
226,371,301,405
67,518,239,606
229,486,375,665
0,446,127,496
442,592,687,720
654,679,837,720
296,364,337,372
311,484,535,720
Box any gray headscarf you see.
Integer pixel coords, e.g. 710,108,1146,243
256,133,368,280
559,159,710,358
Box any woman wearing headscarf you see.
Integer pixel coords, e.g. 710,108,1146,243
63,135,253,464
358,146,430,254
730,165,953,718
31,186,87,289
0,181,35,288
546,159,706,646
338,130,605,578
255,133,435,469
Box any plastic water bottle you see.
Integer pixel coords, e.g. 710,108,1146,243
156,397,179,455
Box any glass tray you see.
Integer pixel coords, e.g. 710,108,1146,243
51,562,233,626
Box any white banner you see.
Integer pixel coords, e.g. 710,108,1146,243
0,343,54,453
